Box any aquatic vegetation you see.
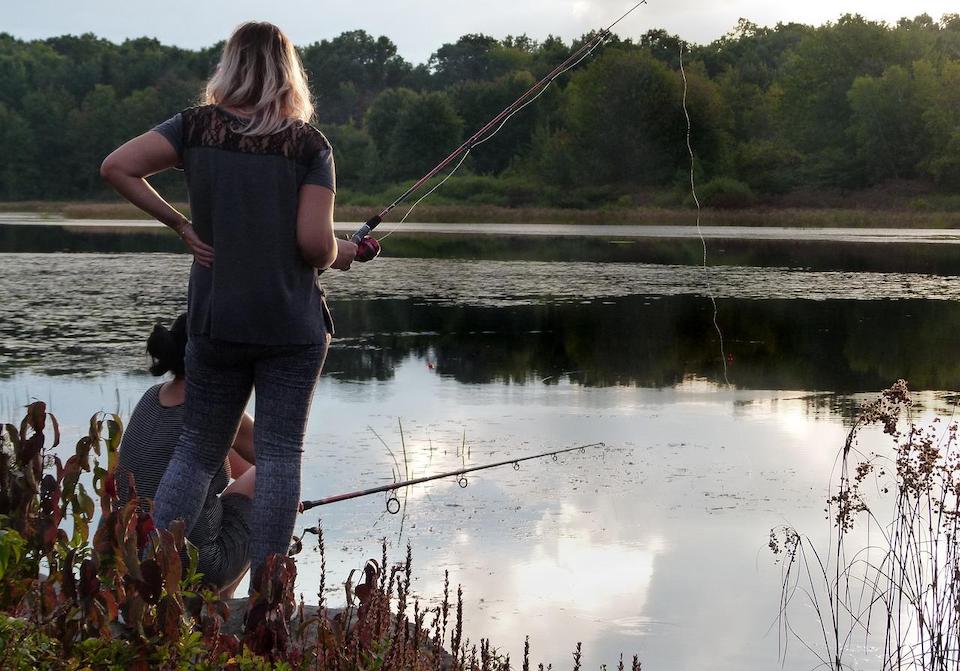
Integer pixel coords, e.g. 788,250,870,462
0,401,622,670
771,380,960,669
30,199,960,227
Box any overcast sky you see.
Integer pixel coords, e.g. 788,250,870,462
4,0,956,64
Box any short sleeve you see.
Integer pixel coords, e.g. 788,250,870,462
152,113,184,158
303,145,336,193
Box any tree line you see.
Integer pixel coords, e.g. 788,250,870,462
1,13,959,207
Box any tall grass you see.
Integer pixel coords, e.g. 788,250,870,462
771,380,960,669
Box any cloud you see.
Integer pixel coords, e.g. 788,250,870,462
571,1,592,20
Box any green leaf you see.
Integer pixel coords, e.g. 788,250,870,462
0,541,10,579
106,416,123,472
76,483,95,518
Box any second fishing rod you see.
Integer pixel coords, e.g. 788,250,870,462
301,441,604,513
349,0,648,262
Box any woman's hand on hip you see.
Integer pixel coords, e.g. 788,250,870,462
331,239,358,271
176,221,215,267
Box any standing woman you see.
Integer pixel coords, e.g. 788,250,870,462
101,21,356,582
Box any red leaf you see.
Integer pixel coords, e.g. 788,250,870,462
136,512,155,549
139,559,163,604
18,432,43,467
26,401,47,434
39,474,60,516
158,594,183,640
98,591,119,622
169,518,185,550
50,413,60,448
104,472,117,499
78,558,100,599
156,529,182,591
93,510,119,556
63,549,78,601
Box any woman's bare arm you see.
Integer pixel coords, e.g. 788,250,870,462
296,184,338,270
101,132,214,267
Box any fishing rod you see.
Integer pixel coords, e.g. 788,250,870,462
301,441,604,513
350,1,648,261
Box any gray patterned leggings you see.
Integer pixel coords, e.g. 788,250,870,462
152,335,328,588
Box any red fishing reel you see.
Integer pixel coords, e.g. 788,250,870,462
356,235,381,263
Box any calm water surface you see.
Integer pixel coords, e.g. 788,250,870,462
1,250,957,670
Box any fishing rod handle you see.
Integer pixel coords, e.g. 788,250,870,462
350,215,383,263
351,215,381,244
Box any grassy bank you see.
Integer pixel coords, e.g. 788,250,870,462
5,201,960,228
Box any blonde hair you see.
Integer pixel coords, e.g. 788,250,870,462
205,21,314,136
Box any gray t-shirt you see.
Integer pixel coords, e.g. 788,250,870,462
115,384,230,549
153,105,336,345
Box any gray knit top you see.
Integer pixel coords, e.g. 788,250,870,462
153,105,336,345
115,384,229,549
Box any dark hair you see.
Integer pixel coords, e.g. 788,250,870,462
146,314,188,377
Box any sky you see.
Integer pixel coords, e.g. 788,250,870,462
3,0,957,64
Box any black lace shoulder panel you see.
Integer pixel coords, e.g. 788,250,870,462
181,105,331,165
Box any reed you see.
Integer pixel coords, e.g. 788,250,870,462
771,380,960,669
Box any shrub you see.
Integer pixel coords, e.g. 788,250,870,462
697,177,756,209
734,139,803,195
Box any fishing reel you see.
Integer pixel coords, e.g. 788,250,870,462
355,235,381,263
351,214,382,263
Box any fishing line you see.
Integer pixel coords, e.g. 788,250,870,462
368,424,402,484
376,13,626,241
378,150,473,242
679,42,729,386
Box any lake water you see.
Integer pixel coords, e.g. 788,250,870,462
1,232,957,669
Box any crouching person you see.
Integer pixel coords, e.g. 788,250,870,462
115,314,256,597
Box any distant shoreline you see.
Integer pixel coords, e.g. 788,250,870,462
3,201,960,229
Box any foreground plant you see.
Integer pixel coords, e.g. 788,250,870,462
0,401,623,670
771,380,960,670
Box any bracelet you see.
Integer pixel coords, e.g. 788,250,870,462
174,218,192,236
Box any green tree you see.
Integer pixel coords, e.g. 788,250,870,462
848,63,932,182
0,104,39,198
429,34,504,87
386,92,463,180
301,31,412,124
43,33,112,100
3,37,70,105
19,87,76,197
779,14,905,185
528,35,573,77
65,84,123,196
700,20,810,87
452,70,540,174
365,87,420,159
640,29,684,67
920,58,960,186
0,37,29,109
319,123,375,186
541,48,726,187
